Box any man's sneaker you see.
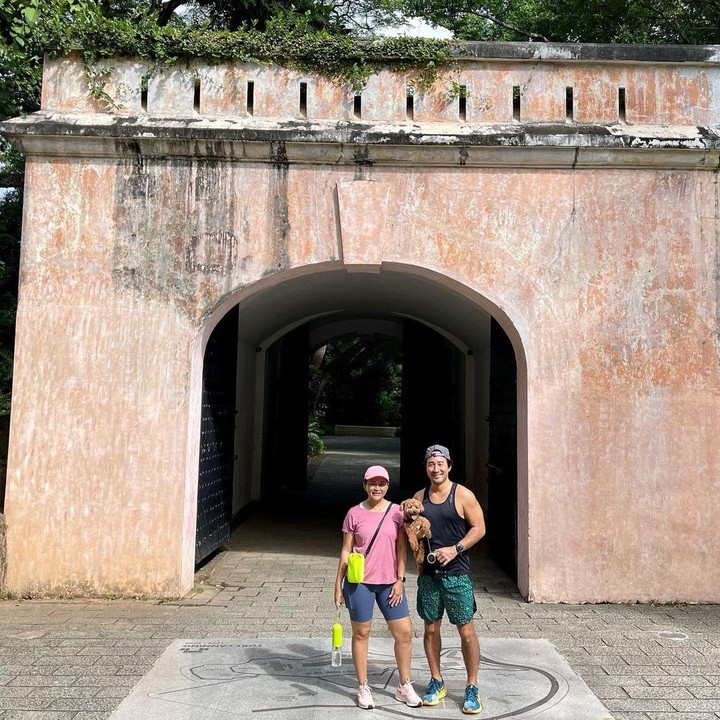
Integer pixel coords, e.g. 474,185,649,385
357,682,375,709
462,684,483,714
422,676,447,706
395,681,423,707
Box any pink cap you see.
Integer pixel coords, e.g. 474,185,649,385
364,465,390,482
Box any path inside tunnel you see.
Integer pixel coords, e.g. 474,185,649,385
194,435,517,598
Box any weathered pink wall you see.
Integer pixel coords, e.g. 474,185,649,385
2,51,720,600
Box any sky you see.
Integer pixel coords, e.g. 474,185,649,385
377,16,453,38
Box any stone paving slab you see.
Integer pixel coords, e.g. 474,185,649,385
108,638,614,720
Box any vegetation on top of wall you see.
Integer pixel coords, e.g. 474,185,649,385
34,11,455,90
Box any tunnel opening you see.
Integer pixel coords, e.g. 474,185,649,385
193,268,523,587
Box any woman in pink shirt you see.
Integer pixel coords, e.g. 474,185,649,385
334,465,422,710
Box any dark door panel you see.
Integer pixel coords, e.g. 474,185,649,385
196,306,238,565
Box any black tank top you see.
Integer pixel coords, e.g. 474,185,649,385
421,483,471,576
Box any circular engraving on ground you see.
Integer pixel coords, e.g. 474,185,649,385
147,641,571,718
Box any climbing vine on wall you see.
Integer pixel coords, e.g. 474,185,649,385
35,12,456,91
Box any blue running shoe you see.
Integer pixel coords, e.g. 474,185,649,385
422,676,446,706
463,684,483,714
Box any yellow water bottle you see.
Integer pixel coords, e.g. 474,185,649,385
331,609,342,667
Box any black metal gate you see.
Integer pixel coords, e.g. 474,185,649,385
261,323,309,495
195,306,239,565
487,318,518,580
400,319,465,491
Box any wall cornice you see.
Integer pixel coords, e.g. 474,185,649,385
2,113,719,170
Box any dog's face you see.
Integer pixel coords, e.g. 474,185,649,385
401,498,424,521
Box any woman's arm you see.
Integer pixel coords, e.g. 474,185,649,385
335,532,354,608
388,526,408,606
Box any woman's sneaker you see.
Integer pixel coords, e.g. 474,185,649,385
357,682,375,709
462,684,483,714
395,681,423,707
422,676,447,705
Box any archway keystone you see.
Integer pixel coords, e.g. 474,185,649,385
337,180,390,271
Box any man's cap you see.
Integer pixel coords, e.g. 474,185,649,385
364,465,390,482
424,445,452,463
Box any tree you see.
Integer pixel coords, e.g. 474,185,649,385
394,0,720,44
156,0,380,33
0,191,21,416
309,337,402,428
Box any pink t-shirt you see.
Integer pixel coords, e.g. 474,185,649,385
342,503,404,584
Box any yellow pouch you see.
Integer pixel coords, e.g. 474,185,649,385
347,552,365,583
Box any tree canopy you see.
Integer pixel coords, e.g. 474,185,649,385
395,0,720,44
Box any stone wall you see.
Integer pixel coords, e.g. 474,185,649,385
1,46,719,601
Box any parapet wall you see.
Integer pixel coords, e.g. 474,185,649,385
41,50,720,127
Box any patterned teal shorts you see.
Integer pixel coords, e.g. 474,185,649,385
417,574,476,626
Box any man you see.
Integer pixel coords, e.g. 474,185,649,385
413,444,486,715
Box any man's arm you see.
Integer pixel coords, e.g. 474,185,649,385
455,485,486,550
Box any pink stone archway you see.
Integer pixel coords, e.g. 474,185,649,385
2,48,720,601
188,262,530,594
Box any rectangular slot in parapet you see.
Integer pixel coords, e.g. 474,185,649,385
247,81,255,116
618,87,626,122
300,82,308,117
354,94,362,119
513,86,521,120
194,79,201,112
141,86,148,112
566,87,574,122
406,86,414,121
459,86,467,122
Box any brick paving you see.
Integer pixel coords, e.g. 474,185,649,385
0,436,718,719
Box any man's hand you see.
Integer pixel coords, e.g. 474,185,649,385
435,545,459,566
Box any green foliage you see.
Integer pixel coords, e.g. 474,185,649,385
0,191,21,417
307,424,326,458
310,336,402,428
31,10,453,92
392,0,720,44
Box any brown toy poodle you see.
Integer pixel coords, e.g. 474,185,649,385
401,498,432,573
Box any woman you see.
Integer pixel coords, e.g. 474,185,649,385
334,465,423,710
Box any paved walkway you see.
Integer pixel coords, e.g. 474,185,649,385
0,437,718,719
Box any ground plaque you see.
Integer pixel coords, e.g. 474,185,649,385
110,638,613,719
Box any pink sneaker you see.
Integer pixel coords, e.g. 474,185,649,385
357,682,375,709
395,681,423,707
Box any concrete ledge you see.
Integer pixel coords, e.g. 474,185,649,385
335,425,398,437
456,40,720,64
3,115,720,170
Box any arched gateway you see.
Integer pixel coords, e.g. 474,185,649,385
2,43,720,602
